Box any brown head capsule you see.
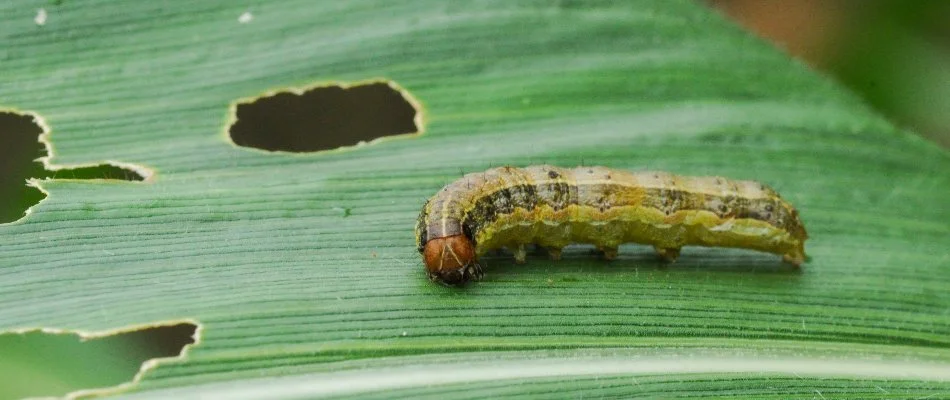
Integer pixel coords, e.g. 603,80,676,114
416,165,808,286
421,235,482,285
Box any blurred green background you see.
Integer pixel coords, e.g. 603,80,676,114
0,0,947,398
710,0,950,148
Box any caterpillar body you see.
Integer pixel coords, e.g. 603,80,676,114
415,165,808,285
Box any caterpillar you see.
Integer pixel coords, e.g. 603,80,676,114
415,165,808,285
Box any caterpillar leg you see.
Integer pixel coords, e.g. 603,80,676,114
546,247,563,261
599,246,618,261
467,261,485,281
782,252,804,268
654,246,681,263
512,244,527,264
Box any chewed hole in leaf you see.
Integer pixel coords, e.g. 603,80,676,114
0,112,45,224
228,81,422,153
0,111,146,224
0,322,198,399
45,164,147,181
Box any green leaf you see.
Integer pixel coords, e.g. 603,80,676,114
2,0,949,398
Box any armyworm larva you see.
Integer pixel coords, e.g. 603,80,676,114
416,166,807,285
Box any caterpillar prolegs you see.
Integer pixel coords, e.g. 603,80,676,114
415,166,808,286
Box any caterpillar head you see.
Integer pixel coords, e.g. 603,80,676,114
422,235,483,286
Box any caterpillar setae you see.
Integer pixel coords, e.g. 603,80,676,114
415,165,808,285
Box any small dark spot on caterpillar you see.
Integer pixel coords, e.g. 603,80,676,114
587,169,594,174
765,204,774,212
718,204,728,214
548,170,559,179
716,178,724,185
